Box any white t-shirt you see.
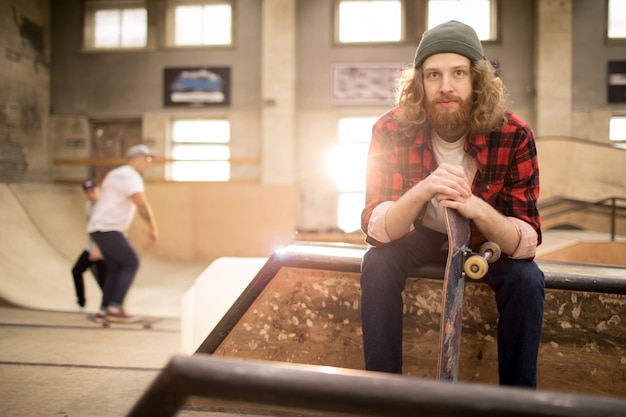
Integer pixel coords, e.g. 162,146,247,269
422,131,475,234
87,165,144,233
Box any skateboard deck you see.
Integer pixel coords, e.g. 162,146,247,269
437,207,500,382
87,314,161,329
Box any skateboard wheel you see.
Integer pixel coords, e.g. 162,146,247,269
479,241,501,263
465,255,488,279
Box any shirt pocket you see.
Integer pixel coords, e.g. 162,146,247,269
475,178,505,205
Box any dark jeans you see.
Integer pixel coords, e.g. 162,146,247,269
90,231,140,311
71,250,107,307
360,224,545,388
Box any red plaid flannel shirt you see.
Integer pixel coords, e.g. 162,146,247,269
361,107,542,252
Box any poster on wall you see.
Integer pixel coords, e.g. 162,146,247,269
332,63,404,105
608,61,626,103
164,67,231,107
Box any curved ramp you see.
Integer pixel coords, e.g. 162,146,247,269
0,183,206,317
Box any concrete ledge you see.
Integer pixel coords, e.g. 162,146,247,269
186,242,626,355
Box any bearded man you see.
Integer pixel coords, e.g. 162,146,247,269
359,21,545,388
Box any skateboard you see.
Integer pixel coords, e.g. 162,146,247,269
437,207,500,382
87,314,161,329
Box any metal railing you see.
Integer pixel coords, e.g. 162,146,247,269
127,355,626,417
540,196,626,241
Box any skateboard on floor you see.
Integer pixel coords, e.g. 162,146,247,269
437,207,500,382
87,314,161,329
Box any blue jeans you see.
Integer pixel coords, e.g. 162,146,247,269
360,224,545,388
90,231,140,311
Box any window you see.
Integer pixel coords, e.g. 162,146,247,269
327,117,377,232
167,0,233,46
169,119,231,181
427,0,497,41
84,1,147,50
609,116,626,141
607,0,626,40
335,0,404,44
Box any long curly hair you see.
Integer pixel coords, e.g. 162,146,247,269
395,60,507,139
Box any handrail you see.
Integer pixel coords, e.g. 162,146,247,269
540,196,626,241
127,355,626,417
537,136,626,151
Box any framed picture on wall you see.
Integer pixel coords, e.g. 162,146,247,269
332,63,405,105
164,67,231,107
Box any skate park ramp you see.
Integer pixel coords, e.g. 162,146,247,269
0,182,207,317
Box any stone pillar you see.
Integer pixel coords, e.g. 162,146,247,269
261,0,296,185
535,0,573,137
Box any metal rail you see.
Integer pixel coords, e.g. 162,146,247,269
127,354,626,417
540,196,626,241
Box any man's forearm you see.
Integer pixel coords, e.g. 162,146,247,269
137,203,157,231
470,198,520,255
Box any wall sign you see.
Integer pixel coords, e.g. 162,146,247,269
164,67,231,107
332,63,404,105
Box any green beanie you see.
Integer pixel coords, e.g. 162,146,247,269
413,20,485,68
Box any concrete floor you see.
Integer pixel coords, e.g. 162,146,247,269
0,306,288,417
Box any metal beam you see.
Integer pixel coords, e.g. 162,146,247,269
127,355,626,417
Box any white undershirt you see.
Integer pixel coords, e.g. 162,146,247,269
422,130,475,234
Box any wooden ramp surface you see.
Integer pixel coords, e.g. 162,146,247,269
197,243,626,397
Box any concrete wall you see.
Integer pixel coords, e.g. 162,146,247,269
572,0,626,143
0,0,50,181
127,182,296,262
538,139,626,201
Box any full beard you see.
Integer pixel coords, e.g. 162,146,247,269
426,96,472,142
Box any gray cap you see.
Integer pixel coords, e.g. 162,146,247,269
414,20,485,68
127,144,154,159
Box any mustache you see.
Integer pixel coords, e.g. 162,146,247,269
435,95,461,104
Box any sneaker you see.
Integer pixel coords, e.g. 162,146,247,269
106,307,138,323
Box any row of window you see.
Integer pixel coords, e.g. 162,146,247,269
176,114,626,233
84,0,233,50
84,0,626,50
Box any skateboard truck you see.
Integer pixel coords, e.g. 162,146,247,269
463,242,501,280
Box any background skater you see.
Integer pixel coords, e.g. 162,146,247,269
71,179,106,310
88,144,159,322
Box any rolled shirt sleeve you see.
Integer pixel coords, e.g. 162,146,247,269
508,216,538,259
